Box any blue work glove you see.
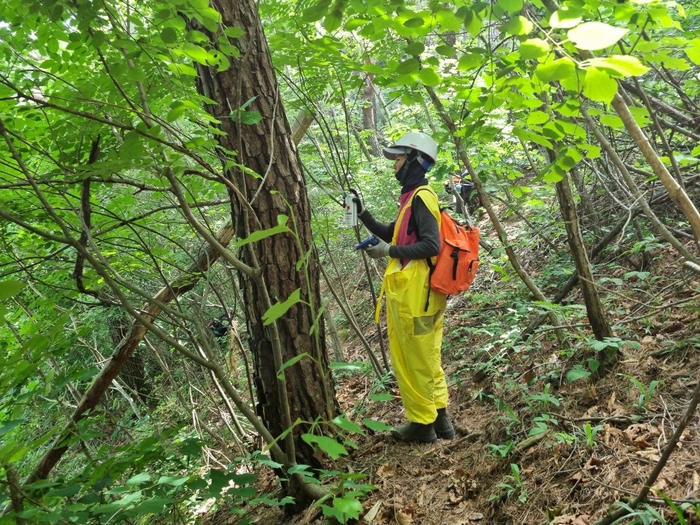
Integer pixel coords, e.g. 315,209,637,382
348,189,365,215
365,238,391,259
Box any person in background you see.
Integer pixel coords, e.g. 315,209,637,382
445,171,480,216
351,131,455,444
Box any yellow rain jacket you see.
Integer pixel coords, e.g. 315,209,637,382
376,186,448,424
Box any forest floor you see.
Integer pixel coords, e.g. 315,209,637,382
207,236,700,525
209,306,700,524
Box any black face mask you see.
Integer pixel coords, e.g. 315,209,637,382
396,149,429,193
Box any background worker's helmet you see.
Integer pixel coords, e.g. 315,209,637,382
382,132,438,168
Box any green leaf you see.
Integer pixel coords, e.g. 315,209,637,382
277,352,309,380
240,110,263,125
436,45,456,57
0,280,25,300
161,27,178,44
404,41,425,55
685,39,700,65
403,17,424,28
418,68,441,86
368,392,394,402
502,16,533,36
600,114,624,128
126,473,152,485
362,418,394,431
157,476,189,486
436,9,463,32
224,26,245,38
526,110,549,125
549,6,583,29
328,362,363,372
588,55,649,78
135,497,174,515
519,38,550,59
235,215,291,247
498,0,523,14
458,53,483,71
0,420,23,437
535,57,576,82
324,10,342,32
396,58,419,74
263,288,302,326
332,414,365,435
583,67,618,104
568,22,628,51
301,434,348,460
332,496,364,520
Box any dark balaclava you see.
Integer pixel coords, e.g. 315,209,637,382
396,149,430,194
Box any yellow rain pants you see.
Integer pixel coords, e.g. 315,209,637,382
375,187,448,424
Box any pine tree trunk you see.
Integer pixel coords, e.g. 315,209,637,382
190,0,337,466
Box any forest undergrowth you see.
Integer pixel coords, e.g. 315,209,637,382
209,209,700,525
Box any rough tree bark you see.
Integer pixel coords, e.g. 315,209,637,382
190,0,337,466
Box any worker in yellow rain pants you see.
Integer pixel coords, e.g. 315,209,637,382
350,131,454,444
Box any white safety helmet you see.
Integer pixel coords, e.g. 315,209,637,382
382,131,438,166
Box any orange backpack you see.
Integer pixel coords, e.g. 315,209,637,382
414,189,480,296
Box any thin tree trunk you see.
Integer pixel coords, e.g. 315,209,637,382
551,159,616,368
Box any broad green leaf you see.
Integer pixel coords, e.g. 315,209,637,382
324,10,342,32
301,0,331,22
498,0,523,14
135,498,174,515
568,22,628,51
403,17,424,28
549,6,583,29
276,352,309,379
600,114,624,128
161,27,178,44
502,16,533,36
583,67,618,104
404,41,425,55
535,57,576,82
0,420,23,437
418,68,441,86
157,476,189,486
301,434,348,459
126,473,152,485
527,131,553,149
519,38,550,59
332,496,363,520
436,45,456,57
586,55,650,77
263,288,302,326
526,110,549,125
396,58,419,74
240,110,263,125
458,53,483,71
362,418,394,431
224,26,245,38
543,167,564,183
579,143,601,159
464,10,483,36
0,280,25,300
332,414,365,435
685,39,700,65
436,9,463,32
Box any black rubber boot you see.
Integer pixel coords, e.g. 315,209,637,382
434,408,455,440
391,422,437,444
